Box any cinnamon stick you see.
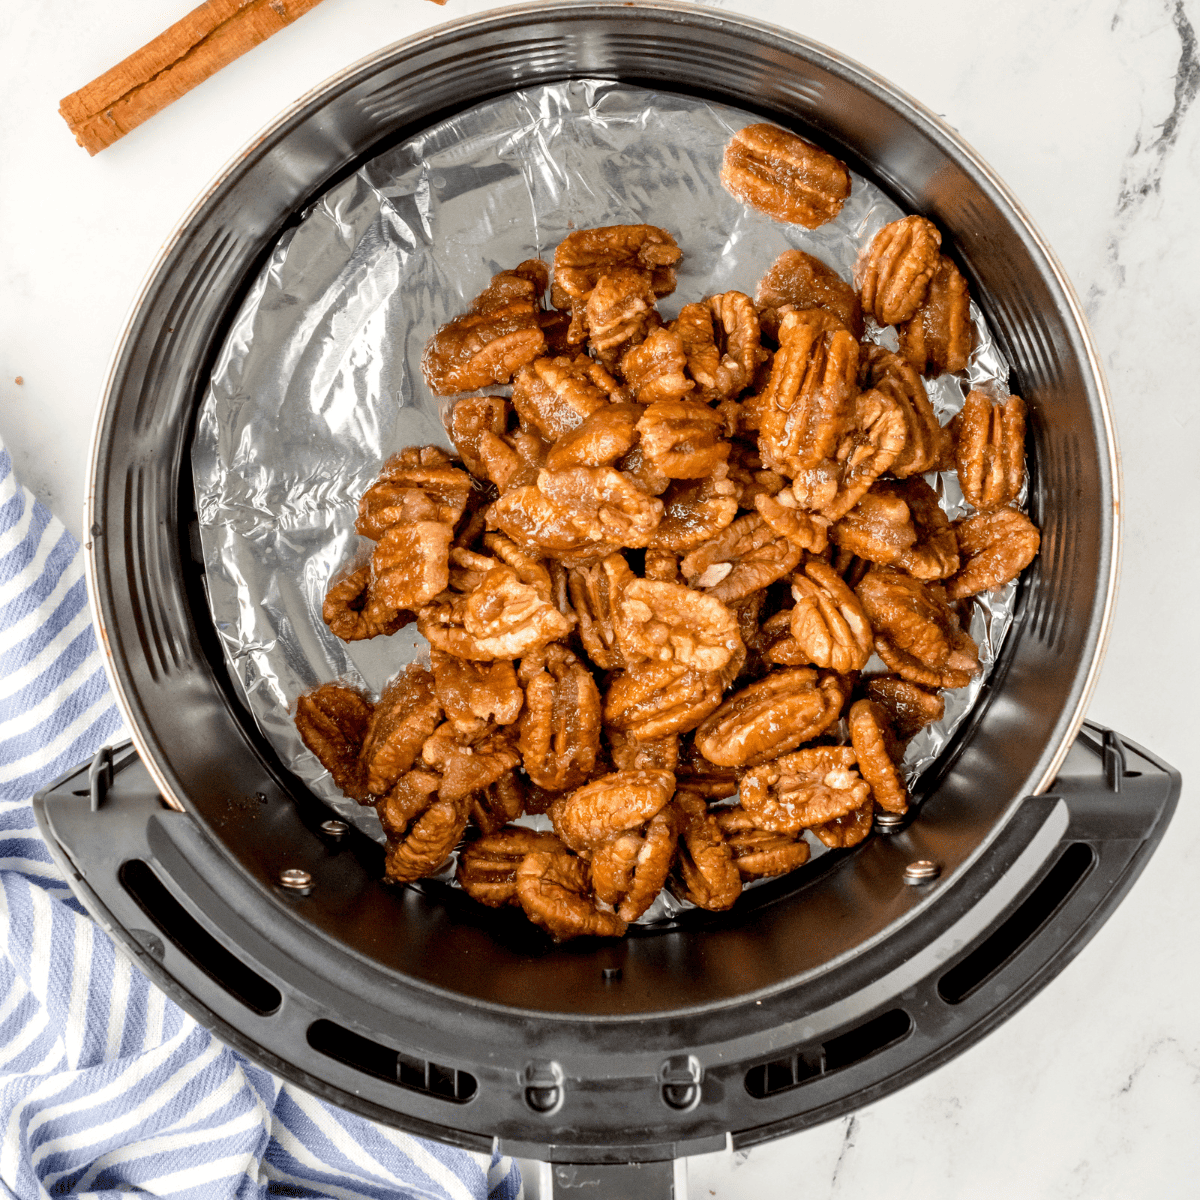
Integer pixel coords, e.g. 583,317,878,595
60,0,330,155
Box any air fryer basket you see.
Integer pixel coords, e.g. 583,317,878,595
37,0,1178,1184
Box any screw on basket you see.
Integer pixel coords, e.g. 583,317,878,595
279,868,313,892
320,819,348,839
874,811,905,833
903,859,941,885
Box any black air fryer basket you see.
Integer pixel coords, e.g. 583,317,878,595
35,4,1179,1195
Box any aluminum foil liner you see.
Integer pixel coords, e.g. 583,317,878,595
193,80,1019,915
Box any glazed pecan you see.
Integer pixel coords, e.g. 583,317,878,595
545,403,642,472
680,512,803,603
608,729,680,774
646,472,740,552
537,465,664,550
585,268,659,367
859,345,945,479
322,565,410,641
758,607,811,669
355,450,472,540
693,667,846,767
361,664,443,796
518,644,602,792
488,485,618,562
591,803,683,922
421,262,547,394
385,794,471,883
671,303,723,398
955,391,1027,511
671,791,742,911
603,661,727,742
721,123,851,229
376,767,440,838
516,850,627,940
429,648,522,737
370,521,453,611
470,771,526,836
857,568,979,688
809,798,875,849
552,225,681,344
755,249,863,339
856,215,942,326
889,478,959,580
833,479,958,580
946,507,1041,600
788,557,874,672
456,827,565,907
753,492,831,554
421,721,522,804
635,399,730,480
548,769,676,854
863,675,945,740
567,553,635,670
482,531,554,599
898,254,973,377
848,699,908,814
739,746,870,833
448,395,525,487
706,291,769,398
511,355,623,441
674,736,739,799
713,807,811,880
614,578,743,673
294,682,373,801
620,327,693,403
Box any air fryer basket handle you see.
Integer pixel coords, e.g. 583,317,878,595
32,720,1178,1184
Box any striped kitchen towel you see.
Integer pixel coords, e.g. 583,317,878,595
0,437,521,1200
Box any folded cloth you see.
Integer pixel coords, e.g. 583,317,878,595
0,439,520,1200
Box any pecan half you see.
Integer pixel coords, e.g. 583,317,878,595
361,664,443,796
756,248,863,339
863,675,945,740
809,798,875,848
585,268,659,367
693,667,846,767
955,391,1027,511
322,565,411,642
753,492,831,554
471,771,526,836
860,345,945,479
385,793,471,883
430,648,522,737
448,395,523,487
789,557,874,672
614,578,743,673
591,803,683,922
604,661,727,742
488,485,618,562
833,478,958,580
706,291,769,398
518,644,602,792
545,402,642,472
636,399,730,480
680,512,804,603
898,254,973,377
420,722,522,804
646,473,740,552
620,326,693,403
456,827,565,907
548,769,676,854
848,699,908,814
536,465,664,550
294,683,373,801
355,449,472,539
608,729,680,774
567,553,635,670
511,355,623,441
713,807,811,880
739,746,870,833
721,123,851,229
946,507,1040,600
671,792,742,911
516,850,627,940
370,521,453,611
856,215,942,326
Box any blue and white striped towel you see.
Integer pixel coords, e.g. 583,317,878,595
0,437,521,1199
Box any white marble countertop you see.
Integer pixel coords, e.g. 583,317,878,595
1,1,1196,1196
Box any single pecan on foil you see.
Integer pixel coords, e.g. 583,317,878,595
360,664,443,796
721,123,852,229
614,578,743,674
788,556,874,673
856,215,943,327
898,254,973,377
421,260,548,394
370,521,454,612
518,643,602,792
294,682,373,801
756,248,864,340
456,827,566,907
591,803,683,922
516,849,627,940
548,768,676,854
739,746,870,833
671,791,742,911
955,390,1027,511
635,399,730,480
693,667,847,768
859,345,945,479
354,447,472,539
322,565,411,642
848,699,908,814
946,507,1041,600
713,807,811,880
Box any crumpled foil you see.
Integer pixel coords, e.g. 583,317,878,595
193,81,1018,907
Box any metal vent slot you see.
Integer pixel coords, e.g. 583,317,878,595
307,1020,477,1103
938,841,1095,1004
744,1009,912,1099
118,859,281,1016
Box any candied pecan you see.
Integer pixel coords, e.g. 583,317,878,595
614,441,672,498
739,746,870,833
758,607,811,668
671,302,722,400
789,557,874,673
754,492,830,554
707,291,769,398
567,553,634,670
537,466,663,549
356,450,472,539
725,442,787,509
789,385,906,521
856,215,943,326
713,807,811,880
516,850,627,940
889,478,959,580
385,794,471,883
511,356,622,441
644,548,682,583
370,521,453,611
693,667,846,767
456,827,565,907
548,769,676,854
848,699,908,814
591,804,683,922
858,568,979,688
859,345,944,479
758,323,857,476
614,579,743,673
646,473,739,552
755,248,863,339
295,683,373,800
620,327,693,403
608,729,680,774
833,478,958,580
360,664,443,796
470,771,526,836
721,123,851,229
810,798,875,848
585,268,659,367
448,395,519,483
376,768,440,838
518,644,602,792
946,507,1040,600
488,485,617,562
679,513,803,603
671,792,742,911
955,391,1027,511
898,255,973,377
418,564,574,660
675,736,739,799
552,225,681,343
633,399,727,481
545,403,642,472
469,259,548,311
421,722,522,804
429,648,522,736
863,675,945,740
322,565,410,641
604,661,726,742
